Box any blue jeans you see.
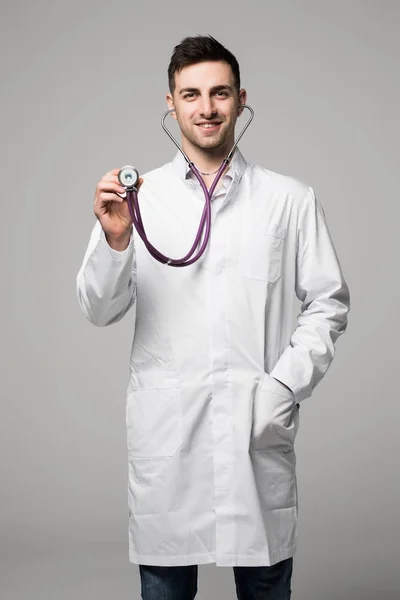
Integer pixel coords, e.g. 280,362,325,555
139,557,293,599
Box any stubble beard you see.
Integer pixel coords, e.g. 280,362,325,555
181,121,233,154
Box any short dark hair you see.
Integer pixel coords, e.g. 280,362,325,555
168,35,241,94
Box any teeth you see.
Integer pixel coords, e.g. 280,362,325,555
200,123,220,128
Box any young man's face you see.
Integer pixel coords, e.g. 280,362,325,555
166,61,247,154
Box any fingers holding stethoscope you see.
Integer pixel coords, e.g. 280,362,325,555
94,169,143,204
93,168,144,237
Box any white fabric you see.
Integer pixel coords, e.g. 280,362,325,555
76,148,350,566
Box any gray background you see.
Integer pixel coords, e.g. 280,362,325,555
1,0,399,598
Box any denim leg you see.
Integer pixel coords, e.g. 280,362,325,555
233,557,293,600
139,564,198,600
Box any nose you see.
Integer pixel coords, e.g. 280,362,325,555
199,95,217,119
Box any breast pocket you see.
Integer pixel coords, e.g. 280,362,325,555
239,227,285,283
126,372,183,458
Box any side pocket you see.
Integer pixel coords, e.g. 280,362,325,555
250,373,298,452
126,372,183,458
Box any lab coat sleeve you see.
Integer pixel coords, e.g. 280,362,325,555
270,186,350,404
76,219,137,326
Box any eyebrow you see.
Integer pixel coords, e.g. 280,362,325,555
178,84,234,95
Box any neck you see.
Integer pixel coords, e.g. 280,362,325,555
182,137,234,174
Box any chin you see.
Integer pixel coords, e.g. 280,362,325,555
196,136,228,151
198,141,222,150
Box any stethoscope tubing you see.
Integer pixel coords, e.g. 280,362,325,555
125,104,254,266
126,159,227,266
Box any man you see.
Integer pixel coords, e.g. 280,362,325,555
76,35,350,600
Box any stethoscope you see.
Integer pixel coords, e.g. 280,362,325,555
117,104,254,267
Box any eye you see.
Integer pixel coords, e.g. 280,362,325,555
183,92,196,99
215,90,229,97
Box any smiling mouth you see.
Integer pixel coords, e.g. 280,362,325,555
197,122,222,129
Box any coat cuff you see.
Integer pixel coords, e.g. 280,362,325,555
101,227,134,261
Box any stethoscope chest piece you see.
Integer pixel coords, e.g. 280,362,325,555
118,165,139,189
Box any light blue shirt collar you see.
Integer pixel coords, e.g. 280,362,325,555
171,147,248,182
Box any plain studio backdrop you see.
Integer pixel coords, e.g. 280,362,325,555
1,1,399,599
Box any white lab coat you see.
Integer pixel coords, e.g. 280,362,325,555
76,149,350,567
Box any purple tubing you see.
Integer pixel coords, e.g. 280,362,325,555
126,159,229,266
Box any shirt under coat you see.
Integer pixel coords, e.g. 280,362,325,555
76,148,350,567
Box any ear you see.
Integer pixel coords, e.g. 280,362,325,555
166,93,177,120
237,88,247,116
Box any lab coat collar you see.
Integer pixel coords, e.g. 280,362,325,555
171,147,248,182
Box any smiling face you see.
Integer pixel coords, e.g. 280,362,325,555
166,61,247,157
